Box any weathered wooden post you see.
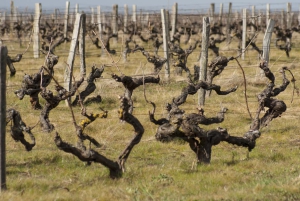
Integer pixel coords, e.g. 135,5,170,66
0,12,5,28
52,9,58,25
171,3,178,40
235,10,239,22
144,12,149,29
198,17,210,106
97,6,102,33
64,13,83,104
102,12,106,31
1,12,6,25
281,10,285,29
97,6,104,56
75,4,79,14
166,10,170,37
64,1,70,39
219,3,223,23
258,9,262,31
161,9,170,80
287,2,292,29
132,5,137,32
226,2,232,45
33,3,41,58
262,19,275,64
124,4,128,32
242,8,247,60
79,14,86,76
71,4,79,26
10,0,14,38
1,12,6,36
298,5,300,26
291,12,295,27
139,9,142,28
251,6,256,34
112,4,118,44
91,7,95,24
17,9,21,26
266,4,270,29
12,5,18,35
16,8,20,23
209,3,215,24
0,46,7,191
256,18,275,80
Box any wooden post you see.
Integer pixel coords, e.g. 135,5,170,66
258,9,262,31
124,4,128,32
75,4,79,13
0,46,7,191
251,6,255,34
235,10,239,22
0,12,6,28
17,9,21,25
198,17,210,106
161,9,170,80
97,6,102,33
291,12,295,28
112,4,118,43
79,13,86,76
10,0,14,38
13,6,18,24
209,3,215,24
132,5,137,32
262,19,275,64
226,2,232,45
33,3,41,59
219,3,223,23
171,3,178,40
298,5,300,26
102,13,106,32
51,10,54,24
242,8,247,60
145,13,149,29
53,9,58,25
266,4,270,28
64,1,70,39
71,4,79,26
287,2,292,29
91,7,95,24
3,12,6,25
64,13,82,102
0,13,2,26
139,9,142,28
166,10,170,38
97,6,104,56
281,10,285,29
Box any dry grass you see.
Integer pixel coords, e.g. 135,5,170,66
1,30,300,201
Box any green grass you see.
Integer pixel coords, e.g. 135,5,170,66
1,30,300,201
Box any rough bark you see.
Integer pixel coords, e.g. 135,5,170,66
72,65,104,106
173,80,237,106
40,77,84,132
149,77,263,164
6,108,35,151
6,53,22,76
169,40,199,78
14,53,58,110
133,45,167,73
55,96,144,178
112,73,160,113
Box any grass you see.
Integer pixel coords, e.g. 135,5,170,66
1,29,300,200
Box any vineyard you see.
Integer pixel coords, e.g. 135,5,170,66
1,1,300,200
